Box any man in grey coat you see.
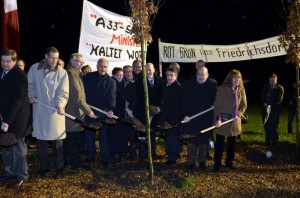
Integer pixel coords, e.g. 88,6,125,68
64,53,96,171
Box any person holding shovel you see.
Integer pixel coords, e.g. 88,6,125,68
28,47,69,178
182,67,217,171
0,49,31,187
158,67,183,165
64,53,96,171
260,73,284,145
213,69,247,172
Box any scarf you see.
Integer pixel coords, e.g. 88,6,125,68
232,87,239,117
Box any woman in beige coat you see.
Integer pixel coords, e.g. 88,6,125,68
213,69,247,172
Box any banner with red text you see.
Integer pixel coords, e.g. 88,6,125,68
79,0,141,73
159,36,286,63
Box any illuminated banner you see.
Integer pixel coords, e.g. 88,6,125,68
159,36,286,63
79,0,141,73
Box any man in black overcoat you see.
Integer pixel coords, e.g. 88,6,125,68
182,67,217,170
0,49,31,187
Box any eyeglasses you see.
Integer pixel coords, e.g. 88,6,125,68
47,57,59,61
73,59,85,64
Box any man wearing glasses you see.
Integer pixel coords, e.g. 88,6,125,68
63,53,96,171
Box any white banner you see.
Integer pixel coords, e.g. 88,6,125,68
79,0,141,74
159,36,286,63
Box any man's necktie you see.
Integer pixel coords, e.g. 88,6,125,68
1,71,6,79
149,79,154,87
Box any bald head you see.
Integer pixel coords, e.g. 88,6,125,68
196,66,209,84
146,62,155,78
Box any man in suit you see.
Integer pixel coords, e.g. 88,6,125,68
136,62,162,160
64,53,96,171
0,49,31,187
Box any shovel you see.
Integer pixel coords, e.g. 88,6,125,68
88,104,146,132
263,106,271,126
36,100,102,130
157,106,214,131
180,118,234,140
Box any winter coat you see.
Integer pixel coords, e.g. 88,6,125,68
159,80,183,136
28,61,69,140
182,78,218,143
213,84,247,137
260,83,284,112
65,66,92,132
84,72,116,120
0,66,31,138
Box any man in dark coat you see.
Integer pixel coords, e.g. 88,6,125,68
121,65,138,159
158,67,183,165
260,74,284,145
0,49,31,187
136,62,162,160
182,67,217,170
84,58,116,167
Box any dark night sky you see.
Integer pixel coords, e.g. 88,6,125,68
17,0,293,102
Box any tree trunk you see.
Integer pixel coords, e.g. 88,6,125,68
141,38,154,184
296,66,300,161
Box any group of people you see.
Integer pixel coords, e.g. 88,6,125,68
1,46,289,188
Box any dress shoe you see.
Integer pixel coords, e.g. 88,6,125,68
0,175,16,182
37,169,50,177
225,163,236,170
188,164,195,171
72,165,91,171
12,180,24,188
54,169,64,179
102,161,109,168
213,165,221,172
164,160,176,166
83,158,95,163
199,162,206,170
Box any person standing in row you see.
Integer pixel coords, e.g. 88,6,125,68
132,59,142,80
84,58,116,167
136,62,162,161
109,67,125,163
213,69,247,172
64,53,96,171
158,67,183,165
121,65,138,159
182,67,217,170
28,47,69,178
0,49,31,187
